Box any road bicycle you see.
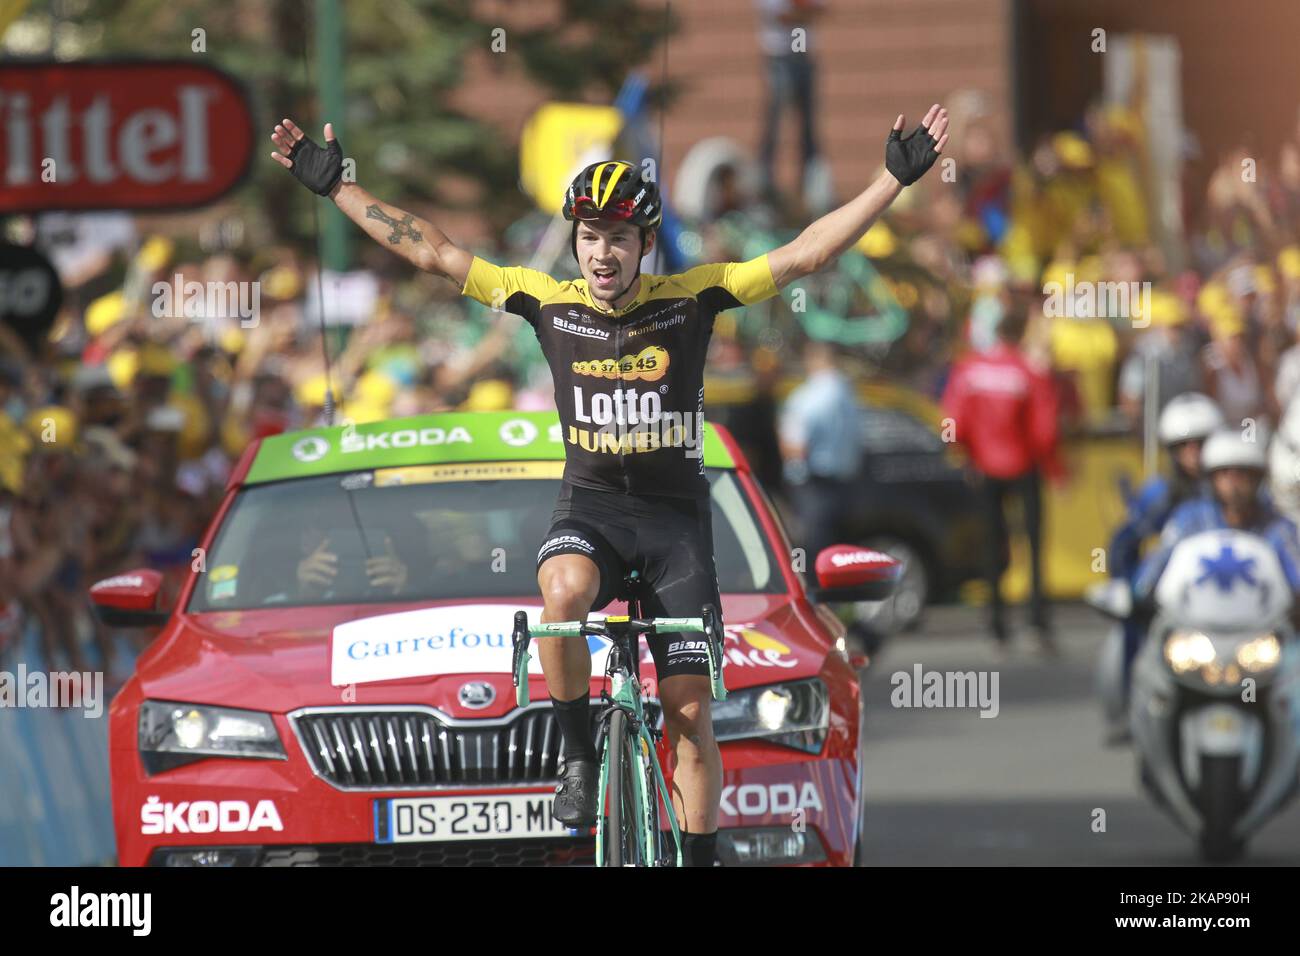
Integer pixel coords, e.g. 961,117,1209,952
511,571,726,866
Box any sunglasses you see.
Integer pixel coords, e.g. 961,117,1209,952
572,196,636,221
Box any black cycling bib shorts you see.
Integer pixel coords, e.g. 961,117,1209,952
536,481,723,679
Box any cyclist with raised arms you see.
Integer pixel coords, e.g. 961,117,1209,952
270,106,948,865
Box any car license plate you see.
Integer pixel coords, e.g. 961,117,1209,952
374,794,572,843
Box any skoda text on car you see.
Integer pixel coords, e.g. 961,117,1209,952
98,411,890,867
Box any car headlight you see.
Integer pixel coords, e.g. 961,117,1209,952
717,827,826,866
139,701,285,774
711,679,829,753
1237,634,1281,673
1165,631,1217,674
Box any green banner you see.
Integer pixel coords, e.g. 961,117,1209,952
245,410,734,485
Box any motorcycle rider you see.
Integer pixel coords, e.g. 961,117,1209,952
1120,426,1300,864
1133,427,1300,607
1107,393,1223,710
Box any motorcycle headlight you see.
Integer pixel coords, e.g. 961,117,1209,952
711,679,829,753
139,701,285,774
1165,631,1217,674
1236,634,1281,673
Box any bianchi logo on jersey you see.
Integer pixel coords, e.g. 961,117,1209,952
553,315,610,340
568,384,702,459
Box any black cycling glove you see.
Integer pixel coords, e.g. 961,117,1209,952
885,122,940,187
287,131,344,196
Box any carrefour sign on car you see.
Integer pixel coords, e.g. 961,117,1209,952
0,61,254,213
331,604,614,686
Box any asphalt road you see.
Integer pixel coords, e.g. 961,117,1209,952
858,603,1300,866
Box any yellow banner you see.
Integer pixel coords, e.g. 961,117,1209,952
520,103,624,212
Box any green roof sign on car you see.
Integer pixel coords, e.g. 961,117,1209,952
244,410,734,485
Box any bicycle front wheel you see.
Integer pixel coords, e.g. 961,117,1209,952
603,709,646,867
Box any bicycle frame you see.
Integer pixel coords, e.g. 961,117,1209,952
593,639,682,866
509,602,726,867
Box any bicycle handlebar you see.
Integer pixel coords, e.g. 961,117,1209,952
525,617,705,639
511,609,727,705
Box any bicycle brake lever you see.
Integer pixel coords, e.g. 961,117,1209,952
510,610,530,703
703,604,728,700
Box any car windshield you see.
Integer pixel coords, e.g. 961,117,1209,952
187,466,783,611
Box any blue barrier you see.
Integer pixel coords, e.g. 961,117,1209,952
0,620,124,866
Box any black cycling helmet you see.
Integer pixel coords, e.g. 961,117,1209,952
563,160,662,228
563,160,661,269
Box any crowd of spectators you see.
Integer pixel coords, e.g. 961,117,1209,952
6,88,1300,680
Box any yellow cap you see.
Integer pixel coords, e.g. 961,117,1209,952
220,328,246,354
340,400,389,425
262,264,303,301
460,379,513,412
107,350,138,389
855,220,898,259
136,236,174,272
1139,289,1187,327
86,291,128,337
355,369,397,409
295,373,329,408
1197,281,1232,316
1053,131,1095,169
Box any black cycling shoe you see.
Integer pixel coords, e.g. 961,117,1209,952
553,757,598,828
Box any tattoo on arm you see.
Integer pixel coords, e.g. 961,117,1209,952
365,204,424,245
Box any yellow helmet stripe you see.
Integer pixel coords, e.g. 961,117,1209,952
588,162,609,207
592,162,630,210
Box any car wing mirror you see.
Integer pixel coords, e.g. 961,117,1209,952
89,569,170,627
807,545,901,604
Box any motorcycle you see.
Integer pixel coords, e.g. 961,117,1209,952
1087,528,1300,862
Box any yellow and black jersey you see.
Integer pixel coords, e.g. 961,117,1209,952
462,254,779,498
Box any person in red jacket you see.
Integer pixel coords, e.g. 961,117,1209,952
942,304,1064,649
